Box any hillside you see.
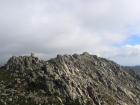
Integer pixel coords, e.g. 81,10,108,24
0,52,140,105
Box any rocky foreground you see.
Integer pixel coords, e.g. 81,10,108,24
0,52,140,105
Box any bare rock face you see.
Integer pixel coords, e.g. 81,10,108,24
0,53,140,105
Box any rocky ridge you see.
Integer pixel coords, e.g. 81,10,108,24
0,52,140,105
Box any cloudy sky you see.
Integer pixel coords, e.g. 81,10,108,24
0,0,140,65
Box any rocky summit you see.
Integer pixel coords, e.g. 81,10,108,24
0,52,140,105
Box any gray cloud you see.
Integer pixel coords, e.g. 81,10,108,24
0,0,140,65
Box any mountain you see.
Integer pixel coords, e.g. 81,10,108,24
0,52,140,105
125,66,140,75
131,66,140,71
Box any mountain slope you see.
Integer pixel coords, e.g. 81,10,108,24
0,52,140,105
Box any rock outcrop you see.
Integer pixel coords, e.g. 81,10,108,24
0,52,140,105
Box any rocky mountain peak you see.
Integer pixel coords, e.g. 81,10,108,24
5,55,40,71
0,52,140,105
7,53,39,65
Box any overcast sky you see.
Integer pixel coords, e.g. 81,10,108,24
1,0,140,65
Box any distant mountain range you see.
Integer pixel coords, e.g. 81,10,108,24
125,66,140,75
127,65,140,71
130,66,140,71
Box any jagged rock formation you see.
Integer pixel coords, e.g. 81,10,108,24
0,52,140,105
